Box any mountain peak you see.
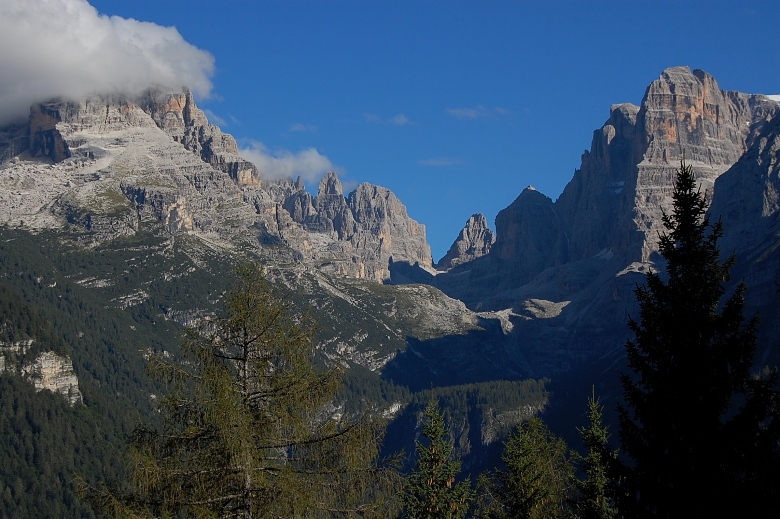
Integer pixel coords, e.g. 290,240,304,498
436,213,495,270
317,171,343,197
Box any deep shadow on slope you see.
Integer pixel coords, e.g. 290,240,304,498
381,320,520,392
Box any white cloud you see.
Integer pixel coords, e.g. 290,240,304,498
363,112,382,123
239,141,337,182
767,94,780,103
203,109,227,127
288,123,318,133
446,105,508,120
418,156,464,167
0,0,215,125
363,112,411,125
390,114,411,126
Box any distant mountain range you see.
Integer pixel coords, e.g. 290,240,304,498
1,66,778,516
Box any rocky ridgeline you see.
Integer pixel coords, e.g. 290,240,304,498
0,90,431,281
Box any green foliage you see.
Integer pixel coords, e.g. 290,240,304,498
618,161,780,516
0,228,178,518
403,398,472,519
87,264,399,518
570,392,618,519
478,417,573,519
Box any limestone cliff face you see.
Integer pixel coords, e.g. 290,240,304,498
629,67,777,261
497,66,778,279
1,90,432,282
348,183,432,280
436,213,495,270
281,172,432,281
1,342,82,405
554,102,642,262
140,89,261,187
23,351,82,406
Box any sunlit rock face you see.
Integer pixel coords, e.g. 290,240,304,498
23,351,83,406
556,66,778,264
0,90,432,280
437,213,495,270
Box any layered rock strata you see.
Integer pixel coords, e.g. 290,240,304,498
0,90,431,280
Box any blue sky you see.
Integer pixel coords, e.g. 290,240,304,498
4,1,779,260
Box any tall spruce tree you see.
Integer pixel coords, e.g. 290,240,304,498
478,417,572,519
84,264,398,518
403,398,472,519
571,392,618,519
618,161,779,517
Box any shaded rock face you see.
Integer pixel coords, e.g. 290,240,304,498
436,213,495,270
709,113,780,330
711,113,780,258
438,66,779,294
493,188,568,281
400,67,780,374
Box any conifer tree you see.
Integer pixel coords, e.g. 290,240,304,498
618,161,780,517
571,392,618,519
478,417,572,519
85,264,398,518
403,398,472,519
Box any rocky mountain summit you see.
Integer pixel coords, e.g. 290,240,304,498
436,213,495,270
392,67,780,374
0,90,431,281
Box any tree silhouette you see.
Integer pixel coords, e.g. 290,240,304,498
618,161,780,517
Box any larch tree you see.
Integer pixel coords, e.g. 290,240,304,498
85,264,399,518
403,398,472,519
618,161,780,517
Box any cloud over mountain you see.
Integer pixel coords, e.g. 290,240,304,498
0,0,214,125
239,141,337,182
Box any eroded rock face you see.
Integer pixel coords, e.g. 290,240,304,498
629,67,777,261
22,351,82,406
436,213,495,270
280,173,432,281
492,66,778,281
140,89,262,187
1,342,82,406
0,89,432,281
